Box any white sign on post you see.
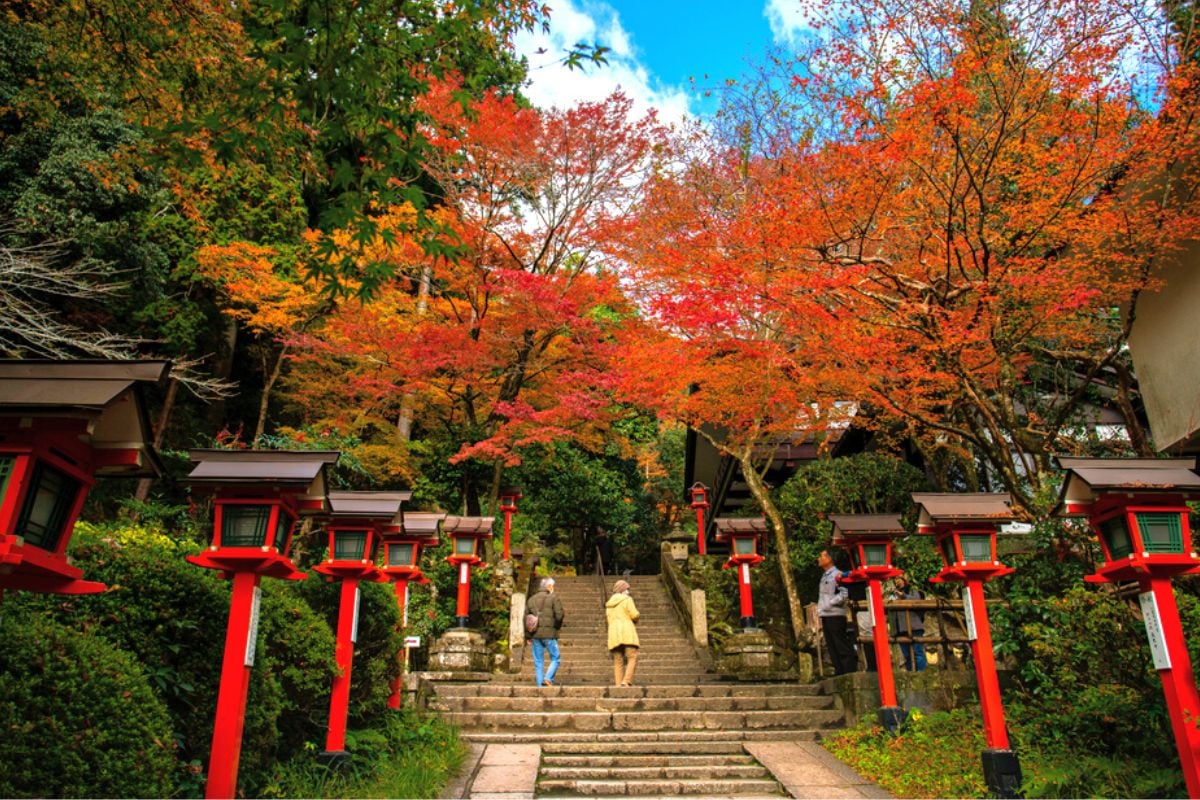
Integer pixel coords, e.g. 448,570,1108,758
350,585,362,644
868,588,879,629
961,586,978,641
244,586,263,667
404,635,421,649
1140,591,1173,670
741,563,751,585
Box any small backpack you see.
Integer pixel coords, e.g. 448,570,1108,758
524,610,539,636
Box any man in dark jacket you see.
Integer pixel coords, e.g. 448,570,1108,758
527,578,565,686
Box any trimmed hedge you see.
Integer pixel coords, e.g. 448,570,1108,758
0,613,176,798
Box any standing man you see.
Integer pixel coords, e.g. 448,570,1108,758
527,578,565,687
817,549,857,676
889,575,927,672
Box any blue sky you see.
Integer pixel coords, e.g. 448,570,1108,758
514,0,809,121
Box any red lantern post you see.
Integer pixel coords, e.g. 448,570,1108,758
714,517,767,628
829,514,907,732
1053,457,1200,798
185,450,339,800
0,360,169,596
444,516,494,628
498,487,523,561
912,492,1021,799
689,483,710,557
314,491,409,762
382,511,444,709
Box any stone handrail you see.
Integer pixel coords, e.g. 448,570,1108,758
659,546,708,648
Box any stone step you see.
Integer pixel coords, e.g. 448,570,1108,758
432,683,822,698
535,777,786,796
542,753,757,768
446,708,844,732
431,694,835,713
540,740,750,755
540,764,771,781
462,729,822,745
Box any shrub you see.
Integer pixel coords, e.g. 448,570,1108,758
0,613,176,798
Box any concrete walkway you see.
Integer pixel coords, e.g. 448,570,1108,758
445,740,891,799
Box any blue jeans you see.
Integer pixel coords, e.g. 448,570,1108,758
531,638,560,685
900,641,927,671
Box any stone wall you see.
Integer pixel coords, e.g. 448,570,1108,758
818,669,1014,725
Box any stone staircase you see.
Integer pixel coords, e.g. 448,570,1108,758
429,574,847,798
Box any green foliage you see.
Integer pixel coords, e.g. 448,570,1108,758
261,708,464,799
824,709,989,799
9,522,342,796
0,613,177,799
773,452,931,603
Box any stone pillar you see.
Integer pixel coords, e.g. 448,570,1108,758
716,629,795,680
429,628,492,673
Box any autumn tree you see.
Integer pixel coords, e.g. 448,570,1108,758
612,124,852,644
727,0,1200,515
285,87,668,511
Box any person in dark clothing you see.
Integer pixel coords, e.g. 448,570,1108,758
844,579,877,672
817,549,857,675
527,578,565,686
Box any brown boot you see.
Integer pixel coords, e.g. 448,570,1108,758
621,645,639,685
613,648,624,685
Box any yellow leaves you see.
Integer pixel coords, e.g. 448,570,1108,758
195,241,323,336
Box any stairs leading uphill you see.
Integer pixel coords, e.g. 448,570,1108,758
429,574,846,798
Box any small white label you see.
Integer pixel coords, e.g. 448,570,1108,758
961,586,978,641
244,587,262,667
459,562,469,584
404,636,421,648
869,588,881,629
1140,591,1172,670
350,585,362,644
741,563,751,585
400,583,410,627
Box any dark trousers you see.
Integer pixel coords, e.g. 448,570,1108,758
821,614,858,675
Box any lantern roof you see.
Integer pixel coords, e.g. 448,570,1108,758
443,515,495,535
1052,456,1200,516
402,511,447,537
0,359,170,477
714,517,768,543
499,486,523,497
828,513,906,540
185,449,339,513
912,492,1014,530
327,490,411,521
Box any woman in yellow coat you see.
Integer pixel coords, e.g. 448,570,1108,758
605,579,640,686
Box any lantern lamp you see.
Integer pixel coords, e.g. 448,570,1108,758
714,517,767,630
0,359,169,595
911,492,1020,798
828,514,907,732
497,486,523,561
689,482,711,556
183,449,339,799
444,515,494,628
1052,456,1200,797
381,510,444,709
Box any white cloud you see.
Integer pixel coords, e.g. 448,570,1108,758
513,0,695,125
763,0,811,47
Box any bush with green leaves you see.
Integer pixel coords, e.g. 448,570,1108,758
10,521,339,796
0,613,177,798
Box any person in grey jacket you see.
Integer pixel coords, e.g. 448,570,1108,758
817,549,857,675
527,578,565,686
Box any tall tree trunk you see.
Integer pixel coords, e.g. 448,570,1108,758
397,264,433,439
255,344,288,444
739,455,811,648
133,377,180,504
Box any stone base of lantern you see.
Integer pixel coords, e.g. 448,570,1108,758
715,629,794,680
982,748,1022,799
429,628,492,673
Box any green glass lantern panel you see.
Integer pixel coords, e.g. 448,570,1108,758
863,543,889,567
221,505,272,548
1099,515,1134,560
0,455,14,502
734,537,756,556
939,535,958,565
388,542,416,567
960,535,993,562
454,536,476,556
272,512,294,554
1136,512,1184,554
15,463,80,552
334,531,368,560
